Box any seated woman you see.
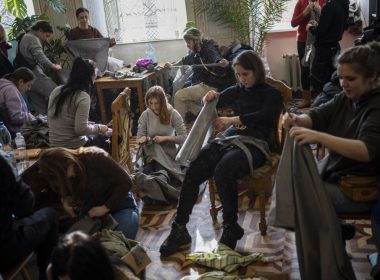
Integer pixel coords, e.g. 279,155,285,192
283,42,380,214
166,28,233,122
50,231,139,280
48,57,110,149
14,20,62,114
0,152,58,280
38,146,139,239
159,50,283,256
135,85,187,203
0,67,35,136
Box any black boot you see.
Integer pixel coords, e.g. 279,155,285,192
219,223,244,250
159,222,192,257
341,223,356,241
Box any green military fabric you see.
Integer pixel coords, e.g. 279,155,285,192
186,244,279,273
180,271,244,280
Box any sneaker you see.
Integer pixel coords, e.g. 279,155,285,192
159,222,192,256
219,223,244,250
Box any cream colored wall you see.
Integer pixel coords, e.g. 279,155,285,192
265,30,361,82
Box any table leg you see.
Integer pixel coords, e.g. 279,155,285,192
96,86,107,124
135,83,145,113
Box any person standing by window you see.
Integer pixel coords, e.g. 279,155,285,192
307,0,349,95
14,20,62,114
291,0,325,108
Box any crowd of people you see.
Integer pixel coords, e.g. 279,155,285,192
1,2,380,279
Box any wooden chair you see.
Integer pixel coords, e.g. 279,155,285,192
2,252,34,280
208,77,292,235
111,89,133,172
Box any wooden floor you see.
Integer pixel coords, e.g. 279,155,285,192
124,133,376,280
135,190,375,280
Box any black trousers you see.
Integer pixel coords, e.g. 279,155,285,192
310,44,340,94
0,207,58,280
297,41,310,91
175,142,266,226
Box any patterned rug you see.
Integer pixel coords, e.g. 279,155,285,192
134,191,375,280
129,137,376,280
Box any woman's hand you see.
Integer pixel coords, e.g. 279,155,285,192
88,205,110,217
203,90,219,103
213,116,238,130
153,135,166,143
98,124,108,134
52,64,62,71
313,1,322,15
61,197,76,217
306,20,317,31
302,3,312,16
218,58,229,68
138,136,150,144
164,62,172,69
282,112,297,130
289,126,321,145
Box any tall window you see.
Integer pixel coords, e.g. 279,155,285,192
271,0,298,31
103,0,187,43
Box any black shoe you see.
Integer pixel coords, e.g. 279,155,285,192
159,222,192,256
219,223,244,250
341,223,356,241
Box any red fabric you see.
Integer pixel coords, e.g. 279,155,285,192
291,0,326,43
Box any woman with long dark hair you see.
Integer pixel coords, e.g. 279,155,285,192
38,146,139,240
48,57,109,149
0,67,34,135
160,50,283,256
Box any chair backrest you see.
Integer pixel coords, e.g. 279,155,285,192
111,89,133,172
265,76,292,153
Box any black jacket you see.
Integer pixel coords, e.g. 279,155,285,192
0,153,34,241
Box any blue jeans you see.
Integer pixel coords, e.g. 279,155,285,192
112,206,139,240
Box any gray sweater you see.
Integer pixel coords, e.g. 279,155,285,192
137,105,186,160
48,86,99,148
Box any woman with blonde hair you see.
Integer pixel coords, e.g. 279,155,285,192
38,146,139,239
135,85,187,203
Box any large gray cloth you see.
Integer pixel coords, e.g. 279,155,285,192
133,170,181,202
67,38,109,72
176,98,218,166
268,134,356,280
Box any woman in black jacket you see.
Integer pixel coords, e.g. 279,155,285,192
0,153,58,280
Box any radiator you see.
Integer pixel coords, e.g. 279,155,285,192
283,54,302,91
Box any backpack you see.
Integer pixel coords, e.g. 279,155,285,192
13,33,37,70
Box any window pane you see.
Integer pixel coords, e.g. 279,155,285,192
104,0,187,43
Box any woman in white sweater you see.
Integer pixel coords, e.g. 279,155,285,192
137,85,187,175
48,57,109,149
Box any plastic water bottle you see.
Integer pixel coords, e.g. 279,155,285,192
0,121,16,171
145,43,157,63
15,132,27,160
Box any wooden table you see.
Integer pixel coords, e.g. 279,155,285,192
94,67,167,124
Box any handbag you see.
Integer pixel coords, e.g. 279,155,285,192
338,175,378,202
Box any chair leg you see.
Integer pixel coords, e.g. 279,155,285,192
258,191,267,235
21,268,31,280
208,179,218,225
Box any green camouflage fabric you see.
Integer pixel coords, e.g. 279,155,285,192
186,244,280,272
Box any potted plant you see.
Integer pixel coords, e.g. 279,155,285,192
193,0,290,56
1,0,67,66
